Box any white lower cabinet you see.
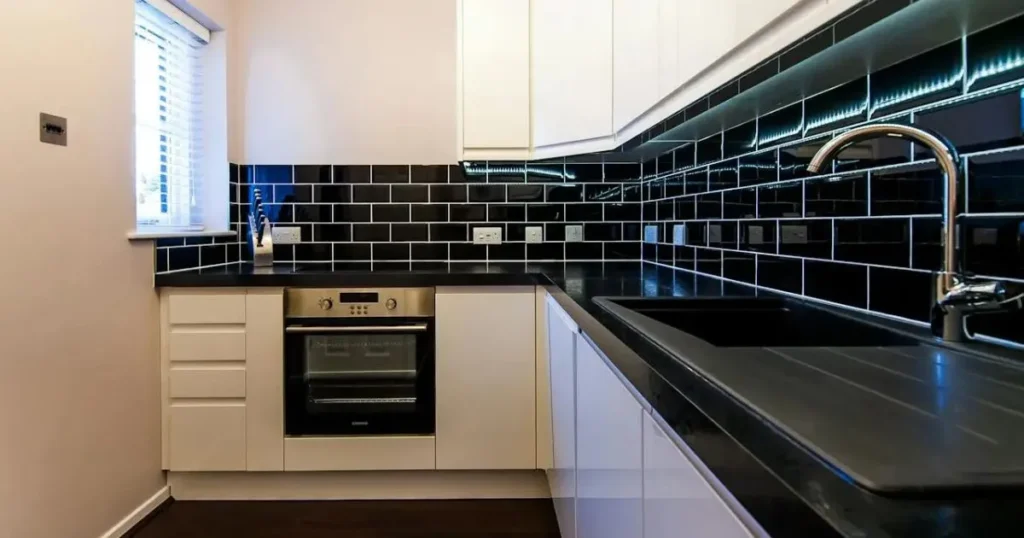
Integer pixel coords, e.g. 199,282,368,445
575,337,643,538
546,294,757,538
547,296,578,538
435,287,537,470
643,413,755,538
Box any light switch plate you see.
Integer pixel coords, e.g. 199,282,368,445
565,225,584,243
525,226,543,244
39,112,67,146
781,225,808,244
473,227,503,245
272,226,302,244
672,224,687,246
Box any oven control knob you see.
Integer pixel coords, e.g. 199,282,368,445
385,298,398,311
318,298,333,311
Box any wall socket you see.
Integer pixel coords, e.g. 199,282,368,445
644,225,659,244
565,225,584,242
525,226,544,244
780,225,808,244
473,227,503,245
272,226,302,244
672,224,687,246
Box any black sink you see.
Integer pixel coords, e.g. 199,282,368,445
607,297,919,347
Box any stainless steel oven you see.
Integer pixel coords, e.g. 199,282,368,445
284,288,435,436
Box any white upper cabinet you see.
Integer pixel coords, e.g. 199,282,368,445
678,0,740,84
657,0,680,98
460,0,531,153
575,337,644,538
643,412,755,538
532,0,614,148
736,0,802,42
613,0,660,131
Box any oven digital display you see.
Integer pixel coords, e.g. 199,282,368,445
338,292,379,303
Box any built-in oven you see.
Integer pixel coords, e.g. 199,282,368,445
284,288,435,436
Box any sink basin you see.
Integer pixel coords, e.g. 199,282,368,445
605,297,919,347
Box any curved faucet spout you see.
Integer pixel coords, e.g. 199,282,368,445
806,123,961,294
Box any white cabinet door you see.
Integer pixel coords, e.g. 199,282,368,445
168,404,246,471
678,0,739,84
435,287,537,470
643,412,754,538
461,0,531,151
547,297,578,538
657,0,680,98
736,0,802,42
532,0,614,148
575,338,643,538
613,0,660,131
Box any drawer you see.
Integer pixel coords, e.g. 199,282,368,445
169,328,246,362
284,436,436,471
169,404,246,471
168,293,246,325
170,368,246,399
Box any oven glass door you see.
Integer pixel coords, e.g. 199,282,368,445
285,320,434,436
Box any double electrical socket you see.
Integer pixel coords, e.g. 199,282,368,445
473,227,503,245
272,226,302,244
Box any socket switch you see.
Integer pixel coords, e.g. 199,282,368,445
272,226,302,244
473,227,503,245
525,226,544,244
780,225,808,244
672,224,687,246
565,225,584,243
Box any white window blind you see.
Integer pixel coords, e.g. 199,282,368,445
134,0,207,230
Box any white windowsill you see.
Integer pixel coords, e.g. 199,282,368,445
127,229,237,241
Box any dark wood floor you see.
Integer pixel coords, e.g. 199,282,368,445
129,499,561,538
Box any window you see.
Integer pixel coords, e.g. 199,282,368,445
134,0,210,230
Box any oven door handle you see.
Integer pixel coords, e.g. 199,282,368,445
285,324,429,333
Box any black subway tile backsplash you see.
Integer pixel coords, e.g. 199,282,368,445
640,8,1024,347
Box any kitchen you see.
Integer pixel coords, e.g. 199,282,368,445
5,0,1024,537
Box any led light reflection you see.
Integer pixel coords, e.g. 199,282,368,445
967,49,1024,89
870,67,965,115
462,162,576,181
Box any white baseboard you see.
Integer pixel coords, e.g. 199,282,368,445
98,486,170,538
168,470,551,501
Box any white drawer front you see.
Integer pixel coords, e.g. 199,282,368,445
284,436,436,471
169,328,246,362
170,368,246,399
169,293,246,325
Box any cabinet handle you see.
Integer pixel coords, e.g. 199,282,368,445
285,324,428,333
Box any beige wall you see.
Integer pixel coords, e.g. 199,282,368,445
232,0,458,165
0,1,221,537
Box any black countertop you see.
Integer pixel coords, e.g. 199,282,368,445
156,262,1024,537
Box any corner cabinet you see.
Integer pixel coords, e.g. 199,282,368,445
531,0,614,151
435,287,537,470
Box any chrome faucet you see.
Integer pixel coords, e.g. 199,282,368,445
806,123,1021,343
